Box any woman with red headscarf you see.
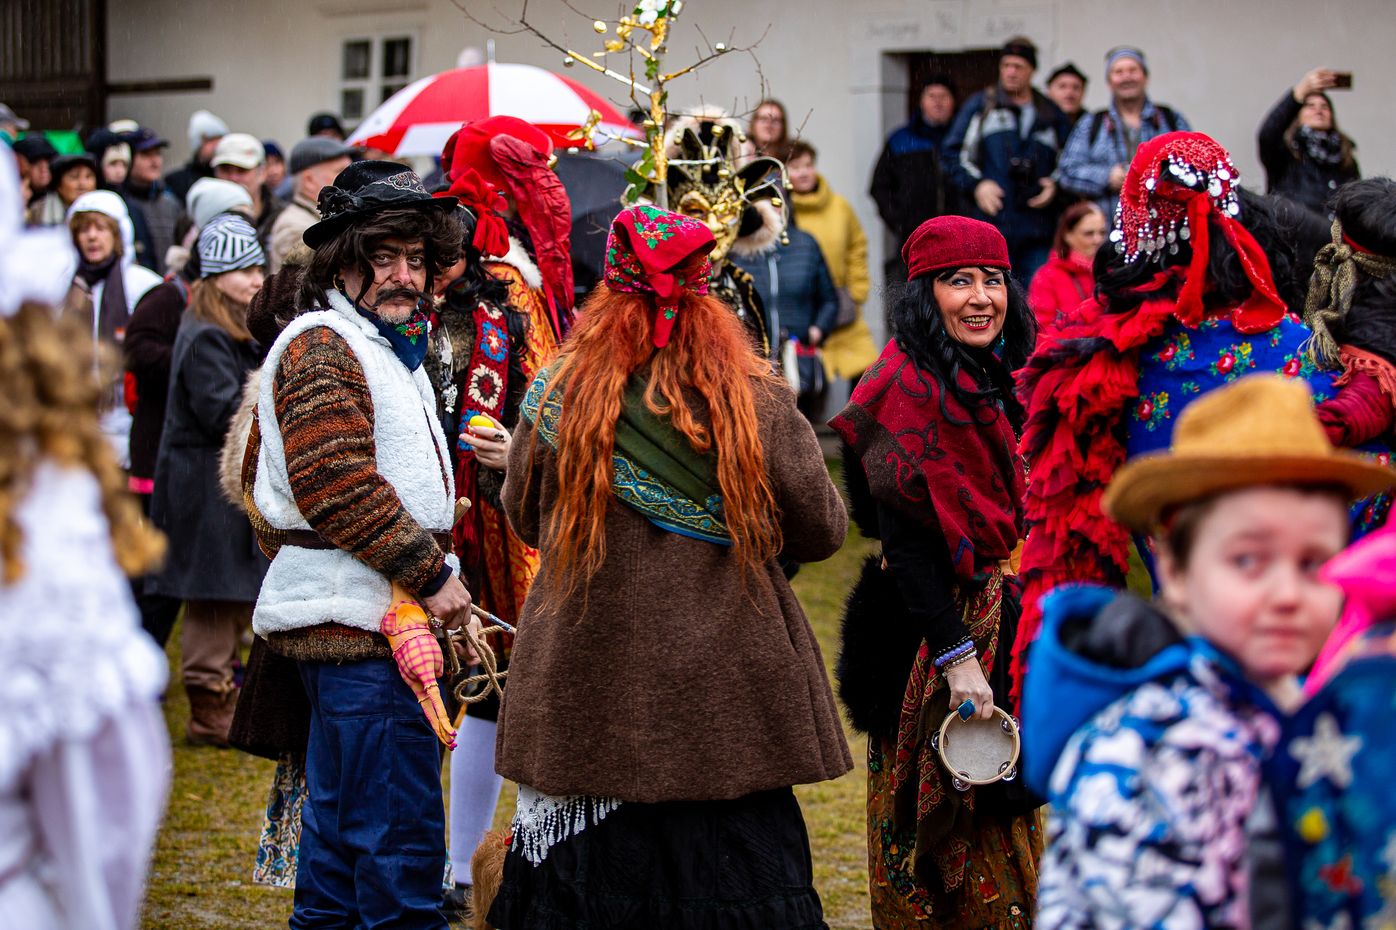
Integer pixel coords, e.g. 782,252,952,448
486,205,851,928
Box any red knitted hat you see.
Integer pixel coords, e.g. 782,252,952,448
604,205,716,348
902,216,1011,281
441,116,554,192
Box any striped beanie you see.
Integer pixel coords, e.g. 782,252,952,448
197,213,265,278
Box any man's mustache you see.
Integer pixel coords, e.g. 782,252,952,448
369,286,428,309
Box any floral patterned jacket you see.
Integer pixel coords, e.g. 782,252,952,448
1026,587,1281,929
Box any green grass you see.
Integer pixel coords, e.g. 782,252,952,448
142,486,880,929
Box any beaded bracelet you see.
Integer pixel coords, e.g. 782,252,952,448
940,650,978,672
934,638,974,668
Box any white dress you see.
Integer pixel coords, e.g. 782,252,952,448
0,461,170,930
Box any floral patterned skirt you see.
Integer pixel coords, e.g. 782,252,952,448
867,737,1041,929
866,573,1042,929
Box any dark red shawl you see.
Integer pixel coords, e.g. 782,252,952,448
831,339,1024,583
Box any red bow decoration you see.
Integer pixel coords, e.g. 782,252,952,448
1113,131,1286,334
438,167,510,259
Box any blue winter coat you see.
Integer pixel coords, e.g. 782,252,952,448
728,228,838,345
943,87,1069,247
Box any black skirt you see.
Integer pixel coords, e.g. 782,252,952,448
487,787,828,930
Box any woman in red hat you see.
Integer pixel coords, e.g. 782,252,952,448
487,205,852,928
831,214,1041,928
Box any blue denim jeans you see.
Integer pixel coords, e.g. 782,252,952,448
291,658,447,930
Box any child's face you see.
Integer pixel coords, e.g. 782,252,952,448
1156,487,1347,686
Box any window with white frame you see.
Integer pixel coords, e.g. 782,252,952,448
339,35,414,121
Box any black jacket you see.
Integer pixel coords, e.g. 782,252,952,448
125,277,189,482
1258,91,1360,217
149,317,268,601
869,116,965,245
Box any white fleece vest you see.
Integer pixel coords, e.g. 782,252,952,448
252,291,457,635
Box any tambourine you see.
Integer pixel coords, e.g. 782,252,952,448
930,706,1021,792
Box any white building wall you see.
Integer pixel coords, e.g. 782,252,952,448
108,0,1396,330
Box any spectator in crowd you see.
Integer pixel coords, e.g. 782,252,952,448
729,213,839,416
786,140,878,386
101,139,131,187
263,140,286,190
0,102,28,145
149,214,270,747
62,190,163,468
1258,67,1360,218
1057,46,1191,219
12,134,56,203
212,132,285,249
1027,200,1106,328
124,177,252,649
307,112,346,141
1047,62,1089,131
748,98,791,158
945,37,1069,280
268,137,354,273
870,74,964,259
28,153,98,227
166,109,228,203
121,126,185,276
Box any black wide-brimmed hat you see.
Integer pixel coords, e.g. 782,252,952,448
303,160,457,249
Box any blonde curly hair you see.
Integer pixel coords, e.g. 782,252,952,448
0,302,164,583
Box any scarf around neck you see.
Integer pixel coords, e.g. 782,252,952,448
353,297,432,371
74,254,129,343
1297,125,1344,166
521,366,730,545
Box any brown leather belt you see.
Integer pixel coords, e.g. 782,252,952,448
283,529,453,552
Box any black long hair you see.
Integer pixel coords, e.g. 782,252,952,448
1094,188,1318,315
298,206,463,311
889,267,1036,431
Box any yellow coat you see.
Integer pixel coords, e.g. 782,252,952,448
792,176,880,379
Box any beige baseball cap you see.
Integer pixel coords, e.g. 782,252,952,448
211,132,264,169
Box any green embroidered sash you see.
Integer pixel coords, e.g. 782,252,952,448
521,368,730,545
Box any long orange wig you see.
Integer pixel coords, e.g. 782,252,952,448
536,285,783,596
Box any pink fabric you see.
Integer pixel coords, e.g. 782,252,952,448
1027,253,1094,329
1308,524,1396,695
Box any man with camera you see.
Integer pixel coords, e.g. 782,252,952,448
944,36,1070,280
1057,46,1192,221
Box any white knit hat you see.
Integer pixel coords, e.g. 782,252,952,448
197,213,265,278
188,109,229,152
185,177,253,228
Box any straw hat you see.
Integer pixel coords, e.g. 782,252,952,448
1103,374,1394,532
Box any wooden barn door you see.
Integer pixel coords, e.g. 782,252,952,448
0,0,106,133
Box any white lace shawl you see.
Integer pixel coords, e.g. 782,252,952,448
0,461,168,791
511,785,622,867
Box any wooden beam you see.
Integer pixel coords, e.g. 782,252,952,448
107,77,213,95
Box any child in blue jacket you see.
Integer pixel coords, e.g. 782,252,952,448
1023,374,1394,929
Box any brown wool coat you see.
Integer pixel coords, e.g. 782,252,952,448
496,379,853,803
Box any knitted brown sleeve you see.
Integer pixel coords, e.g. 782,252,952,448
274,327,447,593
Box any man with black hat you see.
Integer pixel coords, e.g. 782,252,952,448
267,137,354,273
869,74,966,261
1047,62,1089,131
121,125,186,275
12,134,56,204
1057,46,1192,219
249,159,476,929
944,36,1070,280
307,111,347,142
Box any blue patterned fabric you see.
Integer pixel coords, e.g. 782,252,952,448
1272,623,1396,930
1126,313,1332,458
520,369,731,546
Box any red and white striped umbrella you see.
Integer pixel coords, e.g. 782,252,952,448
347,62,637,157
